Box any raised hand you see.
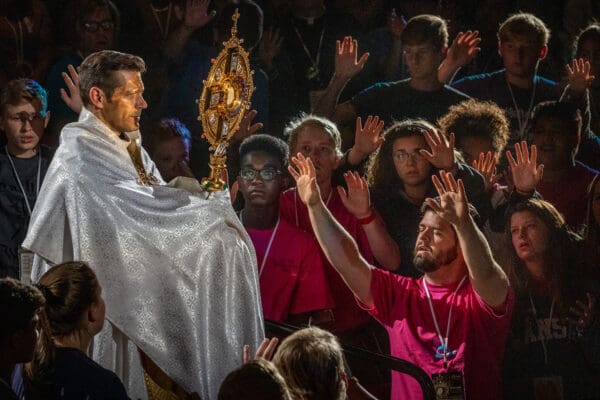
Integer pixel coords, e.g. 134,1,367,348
60,64,83,114
259,28,283,70
183,0,216,30
387,8,407,40
288,153,321,206
472,151,500,192
445,31,481,69
566,58,595,94
243,337,279,363
349,115,384,164
426,171,470,227
337,171,371,218
231,109,263,144
568,293,596,331
335,36,369,81
506,141,544,194
420,130,456,171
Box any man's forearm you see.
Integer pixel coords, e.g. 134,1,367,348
455,216,508,307
362,214,400,271
307,200,373,304
313,74,349,117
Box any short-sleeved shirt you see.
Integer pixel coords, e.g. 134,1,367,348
536,162,598,229
359,268,514,400
351,79,469,125
245,217,333,322
452,70,560,141
280,188,373,332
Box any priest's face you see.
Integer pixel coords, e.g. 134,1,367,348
238,151,287,208
99,70,147,133
0,101,48,157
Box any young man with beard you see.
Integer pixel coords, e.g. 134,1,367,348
289,155,513,400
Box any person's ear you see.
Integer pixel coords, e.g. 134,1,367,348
539,45,548,60
43,111,51,129
88,87,106,109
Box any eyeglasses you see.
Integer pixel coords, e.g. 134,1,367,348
240,168,282,182
8,112,45,124
393,150,424,164
83,20,115,33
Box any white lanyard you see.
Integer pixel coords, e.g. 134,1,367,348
506,73,538,139
292,24,325,72
150,2,172,40
528,293,555,365
294,187,332,227
423,275,467,369
5,146,42,216
4,17,24,64
240,210,280,277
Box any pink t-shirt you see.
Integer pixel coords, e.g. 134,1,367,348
280,187,374,332
246,217,333,322
359,268,514,400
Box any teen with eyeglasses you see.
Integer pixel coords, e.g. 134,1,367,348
236,134,334,327
0,79,54,279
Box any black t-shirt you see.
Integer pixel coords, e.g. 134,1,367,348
351,79,469,125
48,347,129,400
0,145,53,278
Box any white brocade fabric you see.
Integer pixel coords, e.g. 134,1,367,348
23,108,264,399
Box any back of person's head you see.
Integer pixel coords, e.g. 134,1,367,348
25,262,103,398
437,99,509,161
401,14,448,49
214,0,263,51
79,50,146,107
146,118,191,157
530,100,582,143
0,278,44,363
0,79,48,117
218,359,292,400
574,23,600,57
367,118,435,192
497,12,550,48
285,113,343,157
239,134,289,169
273,327,346,400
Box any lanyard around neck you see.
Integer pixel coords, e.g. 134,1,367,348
5,146,42,216
240,210,280,277
423,275,468,369
292,23,325,70
505,73,538,139
528,293,555,365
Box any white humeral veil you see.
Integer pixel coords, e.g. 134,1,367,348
22,108,264,399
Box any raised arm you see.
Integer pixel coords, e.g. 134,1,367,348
426,171,509,307
313,36,368,124
337,171,400,271
289,154,374,306
437,31,481,84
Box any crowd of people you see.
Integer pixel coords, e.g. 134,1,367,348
2,0,600,399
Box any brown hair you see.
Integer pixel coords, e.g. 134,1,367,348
24,262,101,399
0,278,44,341
78,50,146,107
498,13,550,48
437,99,510,156
218,359,292,400
273,327,346,400
284,114,343,157
145,118,191,157
401,14,448,49
64,0,120,50
0,79,48,116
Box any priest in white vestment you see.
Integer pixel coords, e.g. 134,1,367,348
22,50,264,400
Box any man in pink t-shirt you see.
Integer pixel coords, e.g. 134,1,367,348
289,154,514,400
237,134,333,325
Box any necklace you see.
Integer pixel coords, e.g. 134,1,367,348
239,210,280,276
505,73,538,139
528,293,555,365
4,16,24,64
5,146,42,216
150,2,172,40
423,275,467,369
292,22,325,81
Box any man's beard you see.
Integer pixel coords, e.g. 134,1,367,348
413,246,458,274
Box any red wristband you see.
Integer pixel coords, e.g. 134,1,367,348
357,209,377,225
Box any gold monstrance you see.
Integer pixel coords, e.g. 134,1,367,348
198,9,254,191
